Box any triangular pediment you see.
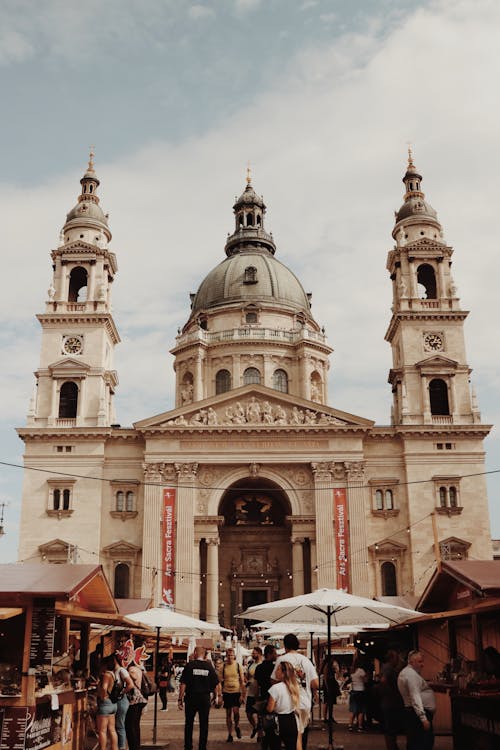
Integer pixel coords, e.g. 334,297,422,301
102,540,142,555
415,355,458,370
134,384,373,430
49,358,91,373
369,538,407,554
39,538,70,553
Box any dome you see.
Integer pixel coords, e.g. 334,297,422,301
65,200,109,226
190,249,311,315
395,196,438,224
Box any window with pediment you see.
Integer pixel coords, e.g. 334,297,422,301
370,480,399,517
46,479,76,517
110,482,139,519
434,477,462,515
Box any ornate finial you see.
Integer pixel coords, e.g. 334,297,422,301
88,145,95,173
246,161,252,185
407,142,414,168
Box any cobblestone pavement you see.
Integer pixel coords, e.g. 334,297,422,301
139,698,453,750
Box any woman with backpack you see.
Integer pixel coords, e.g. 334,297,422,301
125,656,148,750
96,655,119,750
113,653,134,750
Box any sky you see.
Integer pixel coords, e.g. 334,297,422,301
1,0,499,562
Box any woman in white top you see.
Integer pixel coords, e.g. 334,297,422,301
347,656,368,732
267,661,308,750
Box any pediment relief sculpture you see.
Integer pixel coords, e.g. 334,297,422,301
165,396,347,427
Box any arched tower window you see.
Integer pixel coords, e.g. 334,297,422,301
68,267,88,302
381,561,397,595
449,487,457,508
114,563,130,599
59,382,78,418
439,487,447,507
243,367,261,385
53,489,61,511
216,369,231,394
429,378,450,415
375,490,384,510
417,264,437,299
273,369,288,393
385,489,394,510
246,213,254,226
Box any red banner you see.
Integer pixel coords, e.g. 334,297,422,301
334,488,349,591
162,488,176,607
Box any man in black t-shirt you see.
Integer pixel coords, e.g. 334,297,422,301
179,647,222,750
254,645,279,750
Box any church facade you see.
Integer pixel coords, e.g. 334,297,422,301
17,152,493,622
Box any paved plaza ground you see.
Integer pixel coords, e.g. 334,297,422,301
139,696,453,750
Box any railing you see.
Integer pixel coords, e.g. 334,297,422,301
55,418,77,428
66,304,87,312
432,415,453,424
174,327,328,347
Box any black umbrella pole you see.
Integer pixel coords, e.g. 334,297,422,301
327,608,334,750
153,626,160,745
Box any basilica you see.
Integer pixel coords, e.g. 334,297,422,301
17,152,493,622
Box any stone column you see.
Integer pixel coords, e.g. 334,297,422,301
300,353,309,399
310,540,318,590
49,379,58,425
345,461,369,596
408,258,417,298
291,537,304,596
194,356,204,401
175,462,198,615
437,258,445,300
141,463,169,603
311,462,335,587
88,261,96,301
449,375,456,419
206,538,220,623
421,375,431,423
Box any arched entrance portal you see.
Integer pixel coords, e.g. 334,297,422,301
218,478,293,626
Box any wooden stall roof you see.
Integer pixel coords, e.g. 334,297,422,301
0,563,118,615
116,598,151,616
417,560,500,613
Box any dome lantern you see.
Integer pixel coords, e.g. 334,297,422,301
62,148,112,245
392,148,442,242
224,169,276,257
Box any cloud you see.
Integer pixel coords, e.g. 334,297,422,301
188,4,215,20
1,0,499,550
0,29,34,64
234,0,262,13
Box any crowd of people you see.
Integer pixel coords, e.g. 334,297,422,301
90,635,436,750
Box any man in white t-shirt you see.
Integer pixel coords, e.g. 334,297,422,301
271,634,319,750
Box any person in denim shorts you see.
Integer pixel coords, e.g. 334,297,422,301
97,655,118,750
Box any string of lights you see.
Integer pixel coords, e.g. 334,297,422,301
1,459,499,492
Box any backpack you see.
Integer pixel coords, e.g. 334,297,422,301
141,672,155,698
109,675,126,703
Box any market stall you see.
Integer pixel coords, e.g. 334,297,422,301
408,560,500,746
0,563,124,750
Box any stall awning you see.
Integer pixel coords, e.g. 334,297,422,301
0,563,118,614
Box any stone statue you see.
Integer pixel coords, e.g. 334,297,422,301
305,409,317,424
207,407,218,425
233,402,246,424
181,383,193,405
97,283,107,301
310,381,322,403
47,283,56,301
262,401,274,423
274,405,287,425
290,406,304,424
225,405,235,423
246,397,261,423
398,277,408,298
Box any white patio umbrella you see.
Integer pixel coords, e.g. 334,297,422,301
239,589,419,750
125,607,224,747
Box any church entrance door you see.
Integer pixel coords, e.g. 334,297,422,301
218,477,293,625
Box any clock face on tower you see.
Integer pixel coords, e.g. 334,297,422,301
423,332,444,352
62,336,83,355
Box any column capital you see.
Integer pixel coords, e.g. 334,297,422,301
344,461,365,484
291,537,305,545
143,461,176,483
311,461,333,482
207,537,220,546
175,462,199,481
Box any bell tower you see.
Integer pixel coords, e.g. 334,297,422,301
28,151,120,428
385,150,480,426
